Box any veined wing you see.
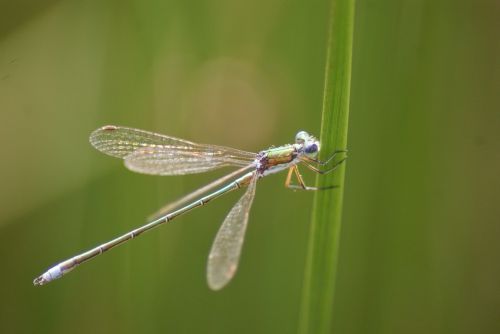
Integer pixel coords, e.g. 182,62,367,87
207,174,258,290
89,125,256,175
124,146,253,175
148,165,255,222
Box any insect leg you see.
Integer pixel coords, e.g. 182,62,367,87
301,149,348,166
300,157,347,175
285,166,335,191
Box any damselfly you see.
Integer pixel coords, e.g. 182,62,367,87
34,125,346,290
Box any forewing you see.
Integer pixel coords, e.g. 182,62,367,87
89,125,256,175
90,125,199,158
207,175,258,290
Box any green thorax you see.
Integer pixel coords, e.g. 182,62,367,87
261,145,296,167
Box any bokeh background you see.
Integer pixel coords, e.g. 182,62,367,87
0,0,498,333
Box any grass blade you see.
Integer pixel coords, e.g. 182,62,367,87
298,0,355,333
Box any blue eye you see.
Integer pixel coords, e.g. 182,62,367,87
305,144,318,154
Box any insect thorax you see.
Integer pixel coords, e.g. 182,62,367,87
256,145,297,175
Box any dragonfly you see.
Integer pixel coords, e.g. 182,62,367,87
33,125,346,290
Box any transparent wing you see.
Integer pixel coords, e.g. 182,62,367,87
124,146,252,175
207,174,258,290
147,165,255,222
89,125,256,175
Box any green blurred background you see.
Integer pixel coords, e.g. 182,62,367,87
0,0,498,333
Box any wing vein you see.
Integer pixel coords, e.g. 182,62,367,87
90,125,256,175
207,174,258,290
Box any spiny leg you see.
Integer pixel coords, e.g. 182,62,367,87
284,166,307,190
285,166,335,191
293,166,307,189
300,157,347,175
284,167,294,188
301,149,348,166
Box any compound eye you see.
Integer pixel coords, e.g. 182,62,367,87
305,143,318,154
295,131,309,144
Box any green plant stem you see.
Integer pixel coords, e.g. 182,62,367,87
298,0,355,333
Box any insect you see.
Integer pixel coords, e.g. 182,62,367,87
33,125,346,290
